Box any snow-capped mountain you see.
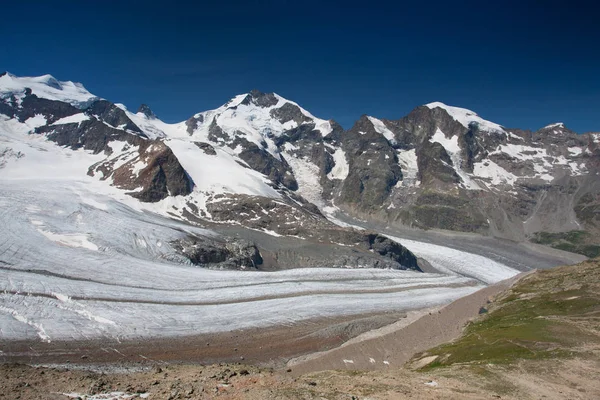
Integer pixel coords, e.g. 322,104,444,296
0,72,425,271
0,72,592,344
1,72,599,251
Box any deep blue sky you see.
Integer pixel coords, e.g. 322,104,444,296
2,1,598,132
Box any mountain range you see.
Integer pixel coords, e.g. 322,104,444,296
1,71,599,262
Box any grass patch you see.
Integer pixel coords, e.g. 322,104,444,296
415,259,600,370
530,230,600,258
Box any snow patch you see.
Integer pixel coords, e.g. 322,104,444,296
166,139,280,198
473,159,518,185
568,147,583,156
429,128,480,190
37,229,99,251
51,113,90,126
368,116,396,144
284,153,324,207
327,148,349,180
544,122,564,129
426,102,504,133
397,149,419,187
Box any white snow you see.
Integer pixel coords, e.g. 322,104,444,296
430,128,460,153
368,116,396,144
283,152,324,206
568,147,583,156
51,113,90,126
125,109,187,140
473,159,518,185
24,114,48,131
327,148,350,180
386,235,519,284
543,122,564,129
508,131,524,141
0,115,106,180
426,102,504,133
37,229,99,251
489,143,577,181
429,128,481,190
0,173,523,341
0,72,98,108
183,92,332,161
0,180,488,341
166,138,280,198
493,143,545,161
397,149,419,187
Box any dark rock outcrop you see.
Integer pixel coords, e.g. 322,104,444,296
172,236,263,270
185,114,204,135
89,140,194,202
137,104,156,119
240,89,279,108
194,141,217,155
234,138,298,190
336,115,402,208
86,100,144,135
39,118,144,154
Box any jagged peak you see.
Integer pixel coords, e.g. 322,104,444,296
543,122,565,129
538,122,577,135
137,104,157,119
239,89,279,108
424,101,505,133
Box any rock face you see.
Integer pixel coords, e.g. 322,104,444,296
0,76,193,202
335,115,402,209
89,140,194,202
172,236,263,270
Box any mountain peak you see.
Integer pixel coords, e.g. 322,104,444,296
0,72,98,109
137,104,157,119
36,74,62,89
241,89,279,108
543,122,565,129
425,101,505,133
538,122,576,135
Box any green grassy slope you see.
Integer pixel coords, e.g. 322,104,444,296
413,258,600,370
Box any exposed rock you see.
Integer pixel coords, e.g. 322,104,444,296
194,141,217,155
87,100,144,134
234,137,298,190
39,118,143,154
365,233,420,270
89,140,194,202
18,92,80,124
171,236,262,270
336,115,402,209
185,114,204,135
240,89,279,108
137,104,157,119
270,102,312,126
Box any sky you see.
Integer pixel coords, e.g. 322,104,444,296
1,1,598,132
